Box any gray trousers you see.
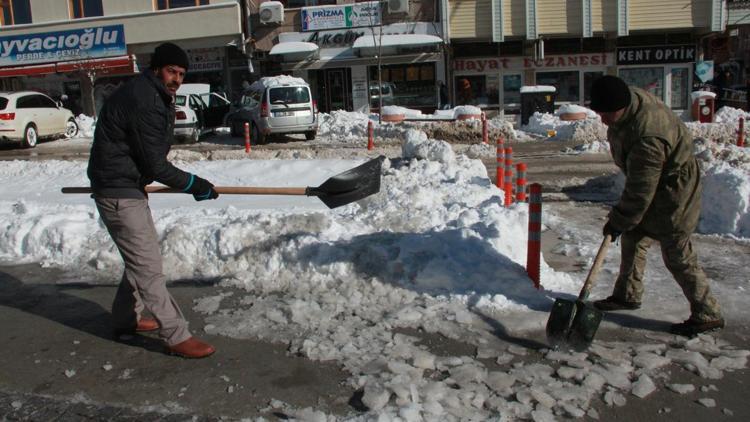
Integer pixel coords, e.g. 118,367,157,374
612,229,722,323
95,198,191,346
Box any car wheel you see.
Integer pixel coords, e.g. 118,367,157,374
22,124,38,148
189,123,201,143
229,119,241,137
64,118,79,139
305,131,316,141
251,122,266,145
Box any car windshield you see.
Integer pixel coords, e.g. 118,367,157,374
269,87,309,104
175,95,187,106
0,97,7,110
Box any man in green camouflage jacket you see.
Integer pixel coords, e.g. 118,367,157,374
588,75,723,337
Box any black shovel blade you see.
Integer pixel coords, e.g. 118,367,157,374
306,156,385,209
546,298,578,348
566,302,603,350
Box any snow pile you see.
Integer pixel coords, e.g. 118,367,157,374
686,107,750,144
521,112,607,144
566,140,611,155
694,139,750,237
249,75,307,90
453,105,482,117
381,106,422,117
317,111,418,143
75,114,96,138
557,104,597,118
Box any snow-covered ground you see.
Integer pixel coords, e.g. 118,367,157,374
1,115,749,420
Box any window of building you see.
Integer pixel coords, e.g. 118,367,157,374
619,67,664,101
0,0,32,25
583,71,604,105
369,63,436,109
70,0,103,18
281,0,337,8
536,71,580,103
502,74,522,106
454,75,499,107
155,0,209,10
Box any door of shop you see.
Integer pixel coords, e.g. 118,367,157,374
318,68,352,112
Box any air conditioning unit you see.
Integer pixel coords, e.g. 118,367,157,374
259,1,284,25
388,0,409,14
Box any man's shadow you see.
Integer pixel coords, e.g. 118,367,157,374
0,269,164,353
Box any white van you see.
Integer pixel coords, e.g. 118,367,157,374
224,76,317,143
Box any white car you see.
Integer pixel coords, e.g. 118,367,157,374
174,83,230,143
0,91,78,148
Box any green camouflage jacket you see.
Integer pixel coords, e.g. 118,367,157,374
606,87,701,236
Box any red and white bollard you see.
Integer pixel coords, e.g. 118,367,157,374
367,120,374,150
738,117,745,148
516,163,527,202
504,147,514,207
481,112,488,144
495,136,505,189
526,183,542,290
244,122,251,154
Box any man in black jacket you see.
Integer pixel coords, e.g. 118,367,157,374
88,43,217,358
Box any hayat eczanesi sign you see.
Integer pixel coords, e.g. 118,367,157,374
301,2,380,32
454,54,613,73
0,25,126,67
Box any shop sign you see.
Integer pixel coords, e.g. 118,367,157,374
453,53,612,73
0,25,126,67
616,45,695,65
301,2,381,32
188,48,224,72
306,30,365,47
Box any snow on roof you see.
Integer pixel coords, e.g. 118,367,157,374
249,75,309,91
269,42,319,55
520,85,557,93
352,34,443,49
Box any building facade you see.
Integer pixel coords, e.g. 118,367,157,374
0,0,249,115
248,0,447,113
445,0,743,112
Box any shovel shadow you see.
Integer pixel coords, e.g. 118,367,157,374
0,269,164,353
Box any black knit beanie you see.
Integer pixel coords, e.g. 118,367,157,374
151,42,190,71
590,75,631,112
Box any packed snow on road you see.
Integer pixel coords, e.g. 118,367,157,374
2,108,749,420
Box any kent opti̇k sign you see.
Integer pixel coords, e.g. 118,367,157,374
0,25,126,67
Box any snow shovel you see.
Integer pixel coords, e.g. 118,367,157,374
545,235,611,350
62,156,384,209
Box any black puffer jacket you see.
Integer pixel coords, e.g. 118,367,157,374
88,71,191,198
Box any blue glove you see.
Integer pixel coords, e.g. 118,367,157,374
183,174,219,201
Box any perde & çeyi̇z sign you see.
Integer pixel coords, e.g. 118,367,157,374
0,24,126,67
301,2,381,32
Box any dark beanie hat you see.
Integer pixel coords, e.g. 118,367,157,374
151,42,189,70
590,75,631,112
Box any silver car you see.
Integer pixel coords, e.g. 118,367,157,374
225,81,317,144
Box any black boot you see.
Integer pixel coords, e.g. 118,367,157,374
670,318,725,337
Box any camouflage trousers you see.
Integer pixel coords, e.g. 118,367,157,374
612,229,722,322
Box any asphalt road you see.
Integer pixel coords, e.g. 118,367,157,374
1,132,747,421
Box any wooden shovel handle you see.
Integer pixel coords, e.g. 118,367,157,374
578,234,612,301
61,186,308,195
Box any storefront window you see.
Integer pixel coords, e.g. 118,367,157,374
1,0,32,25
503,74,522,106
69,0,102,18
670,67,689,110
619,67,664,101
454,75,498,106
583,71,603,106
370,63,436,109
536,71,580,103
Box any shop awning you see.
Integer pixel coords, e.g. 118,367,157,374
352,34,443,49
0,55,136,78
269,42,320,56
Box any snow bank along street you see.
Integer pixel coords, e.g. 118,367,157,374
1,106,749,420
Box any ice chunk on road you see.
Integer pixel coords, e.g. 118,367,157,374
362,385,391,411
633,352,672,370
697,398,717,408
603,390,627,406
631,374,656,398
667,383,695,394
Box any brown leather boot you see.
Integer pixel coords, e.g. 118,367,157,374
136,317,159,332
167,337,216,358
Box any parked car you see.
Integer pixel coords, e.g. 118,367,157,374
224,76,317,143
174,83,230,143
369,82,396,109
0,91,78,148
